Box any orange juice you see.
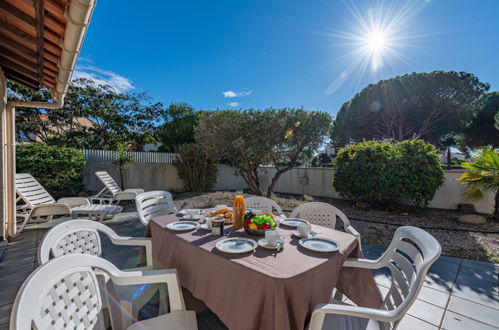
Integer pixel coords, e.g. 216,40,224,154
232,195,245,229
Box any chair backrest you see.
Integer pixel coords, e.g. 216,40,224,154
289,202,351,229
378,226,441,328
136,191,178,225
37,220,124,265
15,173,56,208
11,254,111,330
95,171,122,195
245,196,284,215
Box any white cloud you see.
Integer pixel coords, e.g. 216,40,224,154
72,65,134,93
228,102,240,107
222,90,252,98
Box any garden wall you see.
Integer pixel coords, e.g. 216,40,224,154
82,162,495,214
83,163,183,193
214,166,495,214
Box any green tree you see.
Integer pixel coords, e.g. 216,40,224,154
8,79,166,149
331,71,490,146
174,143,218,192
461,92,499,147
196,108,332,197
113,142,133,188
457,147,499,217
157,103,201,152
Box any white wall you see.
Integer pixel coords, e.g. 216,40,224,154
81,162,495,214
211,165,495,214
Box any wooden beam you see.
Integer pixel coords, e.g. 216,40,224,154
0,44,37,65
0,1,36,35
0,20,37,44
0,56,38,79
35,0,45,88
0,33,37,59
0,52,38,75
45,0,65,17
44,38,61,56
43,26,61,44
44,14,65,35
2,67,39,89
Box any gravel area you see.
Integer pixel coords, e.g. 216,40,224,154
172,191,499,263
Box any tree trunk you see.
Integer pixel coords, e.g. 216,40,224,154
495,191,499,219
265,165,294,198
447,147,452,170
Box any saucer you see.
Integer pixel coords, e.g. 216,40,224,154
292,230,314,238
200,223,212,231
182,214,202,221
258,239,284,250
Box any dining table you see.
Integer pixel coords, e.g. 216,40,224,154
145,209,382,330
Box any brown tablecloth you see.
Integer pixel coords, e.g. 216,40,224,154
146,212,382,330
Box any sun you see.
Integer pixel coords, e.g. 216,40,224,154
367,32,386,51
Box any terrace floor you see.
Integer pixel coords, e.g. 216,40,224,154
0,212,498,329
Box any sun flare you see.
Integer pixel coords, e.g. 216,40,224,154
367,32,386,51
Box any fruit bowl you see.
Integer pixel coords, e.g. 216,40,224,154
243,226,271,236
243,212,276,236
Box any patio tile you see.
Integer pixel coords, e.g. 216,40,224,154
447,296,499,327
423,268,457,293
461,259,499,273
417,286,451,308
441,311,499,330
451,283,499,309
406,299,445,326
455,273,499,297
457,266,499,286
397,314,438,330
430,255,462,273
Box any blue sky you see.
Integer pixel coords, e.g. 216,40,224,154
76,0,499,117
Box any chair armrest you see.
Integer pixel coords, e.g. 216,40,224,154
109,268,185,311
30,203,71,217
57,197,90,207
309,303,396,329
346,225,360,238
343,257,383,269
109,236,153,268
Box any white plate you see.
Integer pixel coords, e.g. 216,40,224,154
216,238,257,254
258,239,284,250
182,214,202,221
299,237,340,252
179,209,203,215
166,221,200,231
200,224,212,231
280,218,310,228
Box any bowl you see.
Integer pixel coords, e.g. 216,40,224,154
244,226,271,236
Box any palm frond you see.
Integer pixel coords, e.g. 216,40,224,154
464,187,484,201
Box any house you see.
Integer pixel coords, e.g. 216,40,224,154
0,0,96,239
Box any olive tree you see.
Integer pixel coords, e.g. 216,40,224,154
196,108,332,197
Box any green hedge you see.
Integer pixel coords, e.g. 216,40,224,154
16,143,86,199
333,139,444,209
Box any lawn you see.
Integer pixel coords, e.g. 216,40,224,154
172,191,499,263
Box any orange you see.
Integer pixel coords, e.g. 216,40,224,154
248,223,258,230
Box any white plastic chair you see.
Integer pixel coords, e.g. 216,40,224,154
11,254,197,330
290,202,361,245
37,219,158,329
15,173,122,232
136,191,178,225
92,171,144,204
245,196,285,217
308,226,441,330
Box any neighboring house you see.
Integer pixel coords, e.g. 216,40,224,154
24,114,97,142
438,150,467,163
323,143,336,158
143,143,163,152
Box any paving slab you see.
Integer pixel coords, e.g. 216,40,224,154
397,314,438,330
407,299,445,326
447,295,499,327
442,310,499,330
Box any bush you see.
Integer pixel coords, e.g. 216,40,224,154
16,143,86,199
333,139,444,209
174,143,218,192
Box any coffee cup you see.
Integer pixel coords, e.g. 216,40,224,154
265,230,284,247
187,209,199,219
297,223,311,237
205,217,213,229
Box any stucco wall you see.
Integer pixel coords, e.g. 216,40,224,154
212,165,495,214
81,162,494,214
83,163,183,194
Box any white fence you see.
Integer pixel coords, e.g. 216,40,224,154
81,149,177,163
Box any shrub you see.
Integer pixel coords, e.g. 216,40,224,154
16,143,86,199
333,139,444,209
174,143,218,192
